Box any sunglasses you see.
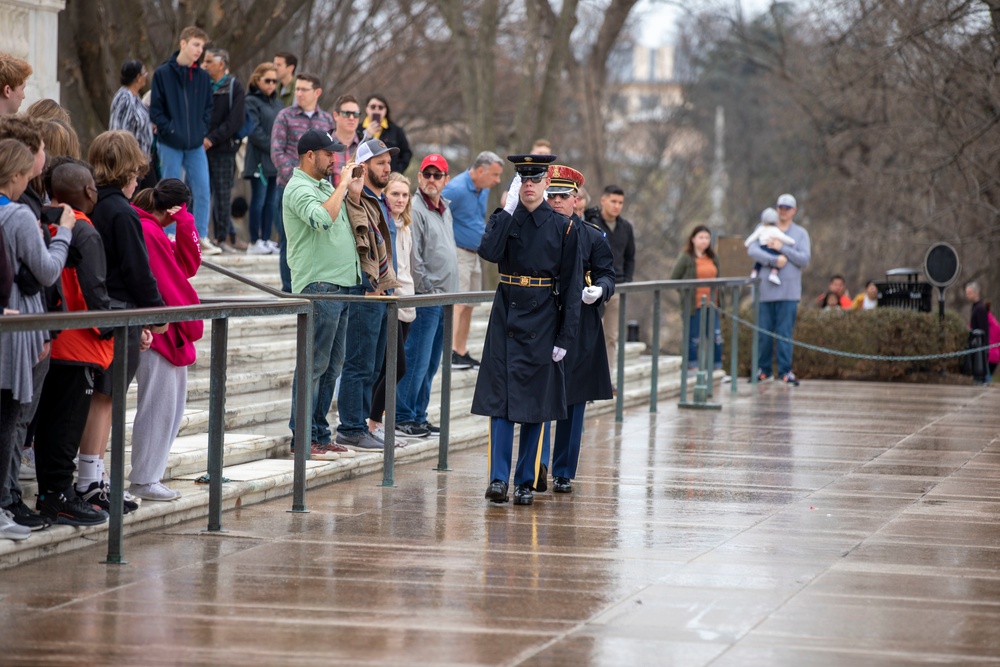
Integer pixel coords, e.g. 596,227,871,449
421,171,446,180
261,78,277,84
522,175,546,184
547,192,573,200
368,103,386,110
338,110,361,118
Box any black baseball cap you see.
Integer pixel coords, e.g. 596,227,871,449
297,129,345,155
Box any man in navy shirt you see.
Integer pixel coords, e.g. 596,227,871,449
441,150,503,370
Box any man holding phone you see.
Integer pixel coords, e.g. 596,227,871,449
284,129,363,458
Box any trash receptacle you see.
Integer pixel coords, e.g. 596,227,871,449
627,320,640,342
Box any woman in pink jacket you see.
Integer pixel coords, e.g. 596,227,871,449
129,179,203,500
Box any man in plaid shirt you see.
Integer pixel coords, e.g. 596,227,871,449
270,73,334,292
330,94,362,186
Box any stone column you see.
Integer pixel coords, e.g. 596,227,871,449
0,0,66,105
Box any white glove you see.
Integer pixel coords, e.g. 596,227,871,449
582,285,603,304
552,346,567,362
502,174,521,215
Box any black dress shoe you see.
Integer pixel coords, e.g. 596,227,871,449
485,480,509,503
534,463,548,493
553,476,572,493
513,484,534,505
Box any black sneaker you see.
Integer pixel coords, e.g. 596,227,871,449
395,421,430,437
450,351,472,370
420,421,441,435
458,351,480,369
78,481,139,514
4,498,50,531
36,492,108,526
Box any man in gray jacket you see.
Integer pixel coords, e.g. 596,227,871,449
394,154,459,436
746,193,811,385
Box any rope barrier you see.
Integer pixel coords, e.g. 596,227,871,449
706,301,1000,362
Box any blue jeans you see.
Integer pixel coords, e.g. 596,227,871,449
395,306,443,424
248,175,277,244
274,185,292,292
337,300,388,436
157,143,211,239
688,309,723,369
289,283,360,444
757,300,798,377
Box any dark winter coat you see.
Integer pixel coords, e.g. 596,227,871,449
584,206,636,284
471,202,583,423
205,75,246,155
563,216,616,405
149,51,214,151
91,186,164,309
243,85,283,179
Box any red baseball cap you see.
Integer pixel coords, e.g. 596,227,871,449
419,154,449,173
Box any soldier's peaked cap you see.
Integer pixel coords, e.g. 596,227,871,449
507,154,556,177
546,165,584,194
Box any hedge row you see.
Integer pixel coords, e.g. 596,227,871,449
722,307,969,382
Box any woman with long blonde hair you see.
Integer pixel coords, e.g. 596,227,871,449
368,171,416,439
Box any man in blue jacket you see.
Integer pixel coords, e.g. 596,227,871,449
149,26,219,255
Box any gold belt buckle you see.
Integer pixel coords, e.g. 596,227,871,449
519,276,530,287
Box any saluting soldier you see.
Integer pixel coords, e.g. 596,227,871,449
536,165,615,494
472,154,583,506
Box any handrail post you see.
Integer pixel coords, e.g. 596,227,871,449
650,289,660,413
206,317,228,532
290,308,313,513
382,301,398,487
751,281,761,384
615,292,627,423
707,287,717,399
103,325,129,565
730,286,739,395
680,294,721,410
679,288,691,404
436,304,453,471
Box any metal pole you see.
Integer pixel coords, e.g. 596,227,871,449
206,318,228,532
730,286,739,395
103,325,129,565
382,302,398,487
436,305,453,471
679,288,691,404
706,288,716,399
751,282,761,385
290,309,313,513
650,290,660,413
615,292,627,423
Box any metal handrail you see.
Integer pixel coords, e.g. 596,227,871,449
0,299,311,565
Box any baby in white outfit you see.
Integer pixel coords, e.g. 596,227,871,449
745,207,796,285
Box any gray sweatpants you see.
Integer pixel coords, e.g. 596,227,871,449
2,355,49,507
129,350,187,485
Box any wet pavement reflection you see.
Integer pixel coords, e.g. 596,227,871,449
1,380,998,665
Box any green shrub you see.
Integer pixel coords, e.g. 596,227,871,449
722,307,969,381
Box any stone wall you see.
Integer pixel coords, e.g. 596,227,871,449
0,0,66,104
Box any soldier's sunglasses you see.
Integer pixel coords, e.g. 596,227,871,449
547,192,573,200
521,175,546,184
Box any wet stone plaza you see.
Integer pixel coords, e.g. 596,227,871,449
1,380,999,666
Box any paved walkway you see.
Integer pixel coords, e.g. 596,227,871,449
1,380,998,666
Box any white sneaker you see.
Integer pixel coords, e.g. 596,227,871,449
247,239,272,255
266,240,280,254
0,509,31,541
128,482,182,501
19,448,35,480
768,272,782,285
199,237,222,256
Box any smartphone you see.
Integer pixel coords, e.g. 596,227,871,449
371,112,381,124
352,165,364,179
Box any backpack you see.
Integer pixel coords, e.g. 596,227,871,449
228,79,255,142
